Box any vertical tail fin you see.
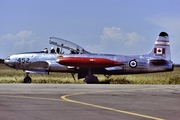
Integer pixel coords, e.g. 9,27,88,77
149,32,171,61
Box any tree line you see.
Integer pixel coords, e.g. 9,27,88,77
0,59,4,64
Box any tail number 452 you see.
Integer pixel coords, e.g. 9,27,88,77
17,58,30,64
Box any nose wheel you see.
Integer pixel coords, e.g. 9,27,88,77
24,73,32,83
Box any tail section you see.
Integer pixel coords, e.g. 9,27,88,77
149,32,171,61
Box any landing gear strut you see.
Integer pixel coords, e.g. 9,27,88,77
23,73,32,83
84,69,99,84
71,73,76,81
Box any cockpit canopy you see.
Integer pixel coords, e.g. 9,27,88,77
49,37,91,54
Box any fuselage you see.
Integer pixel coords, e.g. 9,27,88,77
4,52,174,75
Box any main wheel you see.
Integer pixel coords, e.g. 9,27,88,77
23,76,32,83
84,75,98,84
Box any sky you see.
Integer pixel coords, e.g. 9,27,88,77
0,0,180,63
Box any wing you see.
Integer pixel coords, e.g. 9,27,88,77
49,37,91,54
28,61,49,70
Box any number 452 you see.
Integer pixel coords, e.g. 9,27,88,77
17,58,30,64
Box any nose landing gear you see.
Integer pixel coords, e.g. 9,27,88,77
24,73,32,83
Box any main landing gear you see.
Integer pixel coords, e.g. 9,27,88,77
83,69,99,84
23,73,32,83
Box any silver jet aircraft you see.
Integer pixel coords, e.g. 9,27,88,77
4,32,174,83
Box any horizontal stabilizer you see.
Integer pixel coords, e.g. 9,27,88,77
149,59,167,65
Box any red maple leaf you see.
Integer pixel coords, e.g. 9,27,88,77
131,62,135,65
157,49,162,53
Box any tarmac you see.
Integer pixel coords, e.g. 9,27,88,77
0,84,179,120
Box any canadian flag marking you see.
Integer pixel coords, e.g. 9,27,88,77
154,48,165,54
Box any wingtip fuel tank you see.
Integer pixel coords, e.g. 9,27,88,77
56,56,124,68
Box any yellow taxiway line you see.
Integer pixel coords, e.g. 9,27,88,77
61,88,165,120
0,94,64,101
